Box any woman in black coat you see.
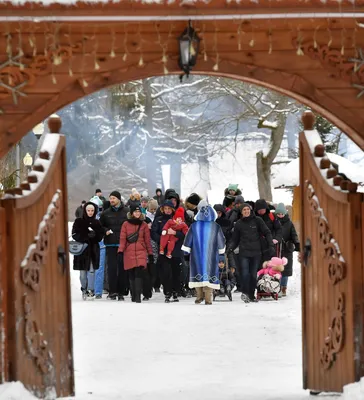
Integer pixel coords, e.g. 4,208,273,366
72,202,104,299
275,203,300,296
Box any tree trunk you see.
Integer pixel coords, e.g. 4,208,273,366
197,155,211,199
170,155,182,195
256,151,273,201
143,79,157,195
256,96,289,202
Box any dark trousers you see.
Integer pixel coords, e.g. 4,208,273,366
106,247,127,295
159,255,181,297
142,265,153,299
240,255,261,299
149,260,161,289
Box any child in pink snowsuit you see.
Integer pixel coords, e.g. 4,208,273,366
257,257,288,280
160,207,189,258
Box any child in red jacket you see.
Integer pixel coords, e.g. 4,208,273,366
160,207,189,258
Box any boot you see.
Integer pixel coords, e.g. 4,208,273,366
129,279,136,302
281,286,287,297
204,287,212,305
134,278,142,303
195,287,204,304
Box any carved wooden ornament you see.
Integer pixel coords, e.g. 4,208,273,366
320,294,345,370
21,190,62,291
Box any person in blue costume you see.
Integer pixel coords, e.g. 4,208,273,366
182,200,226,305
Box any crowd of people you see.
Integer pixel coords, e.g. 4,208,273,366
72,184,300,304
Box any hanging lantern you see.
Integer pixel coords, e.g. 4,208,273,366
178,21,200,80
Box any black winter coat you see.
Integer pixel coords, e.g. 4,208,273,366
99,203,129,245
151,212,185,258
256,209,283,242
72,204,104,271
279,215,300,277
75,205,83,218
228,214,274,258
153,194,165,205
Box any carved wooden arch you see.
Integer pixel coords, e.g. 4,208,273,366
1,56,364,157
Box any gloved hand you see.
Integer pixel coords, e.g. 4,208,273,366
88,231,96,238
148,255,154,265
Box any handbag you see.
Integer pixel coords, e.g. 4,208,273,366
69,241,88,256
126,224,141,244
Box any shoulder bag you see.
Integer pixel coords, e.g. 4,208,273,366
126,224,141,244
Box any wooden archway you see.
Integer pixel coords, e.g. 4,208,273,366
1,1,364,156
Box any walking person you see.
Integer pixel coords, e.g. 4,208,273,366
146,199,161,292
182,201,226,305
275,203,300,297
151,200,185,303
228,203,274,303
72,202,104,299
75,200,86,218
99,190,129,301
118,205,154,303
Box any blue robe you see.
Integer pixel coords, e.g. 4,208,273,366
182,205,226,289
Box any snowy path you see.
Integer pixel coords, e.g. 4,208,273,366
60,261,342,400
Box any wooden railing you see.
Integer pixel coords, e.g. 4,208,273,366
300,111,364,393
0,116,74,398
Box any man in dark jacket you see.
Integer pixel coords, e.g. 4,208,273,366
99,190,129,300
75,200,86,218
255,199,283,262
151,200,186,303
226,195,245,225
228,203,274,302
153,188,165,205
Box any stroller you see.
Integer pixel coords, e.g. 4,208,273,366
256,245,286,301
213,253,236,302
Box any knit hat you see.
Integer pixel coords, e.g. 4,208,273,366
255,199,268,212
275,203,287,215
228,184,238,192
109,190,121,201
218,255,226,264
162,200,175,210
242,203,252,210
148,199,158,211
131,188,138,194
235,195,245,205
197,199,208,211
174,207,185,221
141,196,149,203
130,204,142,214
186,193,201,207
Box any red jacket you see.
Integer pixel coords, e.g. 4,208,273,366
118,220,153,270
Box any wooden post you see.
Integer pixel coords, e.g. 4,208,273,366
0,207,8,383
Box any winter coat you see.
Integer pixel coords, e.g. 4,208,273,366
151,212,186,258
72,202,104,271
279,215,300,277
153,194,165,206
118,214,153,270
228,214,274,258
99,203,129,246
182,205,225,289
226,207,242,225
214,204,233,242
126,194,141,209
256,209,283,242
257,266,282,280
75,205,84,218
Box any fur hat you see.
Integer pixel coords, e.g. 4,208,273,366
109,190,121,201
275,203,287,215
174,207,185,221
265,257,288,272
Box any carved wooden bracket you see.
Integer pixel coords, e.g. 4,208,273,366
320,293,345,370
24,294,53,375
21,190,61,291
306,182,346,285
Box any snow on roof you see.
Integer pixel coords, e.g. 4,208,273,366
273,153,364,189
